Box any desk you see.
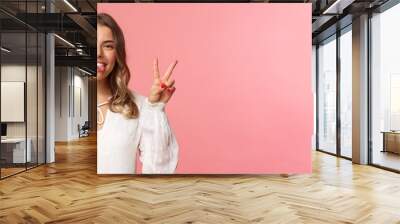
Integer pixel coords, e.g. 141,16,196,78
381,131,400,154
1,138,32,163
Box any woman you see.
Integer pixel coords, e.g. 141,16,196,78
97,13,179,174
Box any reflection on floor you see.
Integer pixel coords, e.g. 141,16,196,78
0,162,43,178
340,147,352,158
1,167,25,178
0,135,400,223
373,150,400,170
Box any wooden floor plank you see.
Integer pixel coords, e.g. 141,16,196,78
1,134,400,223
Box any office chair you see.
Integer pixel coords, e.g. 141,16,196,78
79,121,90,138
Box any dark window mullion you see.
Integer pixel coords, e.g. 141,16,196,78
36,0,39,167
25,0,28,171
0,22,2,179
367,11,373,165
336,29,341,157
316,45,319,150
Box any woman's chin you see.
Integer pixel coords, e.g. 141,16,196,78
97,72,108,81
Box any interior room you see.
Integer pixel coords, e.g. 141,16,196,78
0,0,399,223
0,0,96,179
0,5,46,177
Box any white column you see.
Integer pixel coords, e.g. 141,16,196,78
46,33,55,163
45,1,56,163
352,14,369,164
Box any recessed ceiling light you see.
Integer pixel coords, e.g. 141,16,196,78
1,47,11,53
322,0,355,15
63,0,78,12
54,34,75,48
78,67,93,76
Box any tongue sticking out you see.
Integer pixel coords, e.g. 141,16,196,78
97,63,105,72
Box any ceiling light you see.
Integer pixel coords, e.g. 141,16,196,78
322,0,355,15
78,67,93,76
54,34,75,48
1,47,11,53
63,0,78,12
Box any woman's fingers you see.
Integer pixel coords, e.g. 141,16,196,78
159,79,175,95
164,79,175,88
151,58,177,103
159,79,175,101
160,82,168,89
162,60,178,82
160,87,176,103
153,57,160,80
155,83,165,95
167,86,176,94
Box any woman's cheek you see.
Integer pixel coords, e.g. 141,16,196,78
106,53,117,74
106,61,115,76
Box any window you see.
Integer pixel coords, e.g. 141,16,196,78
317,35,337,154
339,27,352,158
371,2,400,171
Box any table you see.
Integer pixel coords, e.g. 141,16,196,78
1,138,32,163
381,131,400,154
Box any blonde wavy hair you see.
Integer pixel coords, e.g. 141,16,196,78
97,13,139,119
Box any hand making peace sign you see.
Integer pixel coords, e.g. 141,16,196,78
148,58,178,104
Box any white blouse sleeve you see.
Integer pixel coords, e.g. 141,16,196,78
138,97,179,174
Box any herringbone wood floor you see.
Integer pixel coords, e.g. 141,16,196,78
1,134,400,224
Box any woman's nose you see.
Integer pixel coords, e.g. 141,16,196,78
97,46,102,58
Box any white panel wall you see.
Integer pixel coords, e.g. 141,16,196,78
1,82,25,122
54,67,89,141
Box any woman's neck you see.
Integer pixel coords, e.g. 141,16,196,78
97,79,112,104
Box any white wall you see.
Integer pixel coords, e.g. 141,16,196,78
1,64,46,164
1,65,41,137
54,67,89,141
1,65,26,132
55,66,69,141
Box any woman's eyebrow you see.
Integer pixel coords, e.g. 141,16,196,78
102,40,115,44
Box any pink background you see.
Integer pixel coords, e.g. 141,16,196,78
98,3,313,174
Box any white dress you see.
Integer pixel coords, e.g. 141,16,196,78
97,91,179,174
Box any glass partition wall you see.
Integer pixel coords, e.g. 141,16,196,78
0,1,46,179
